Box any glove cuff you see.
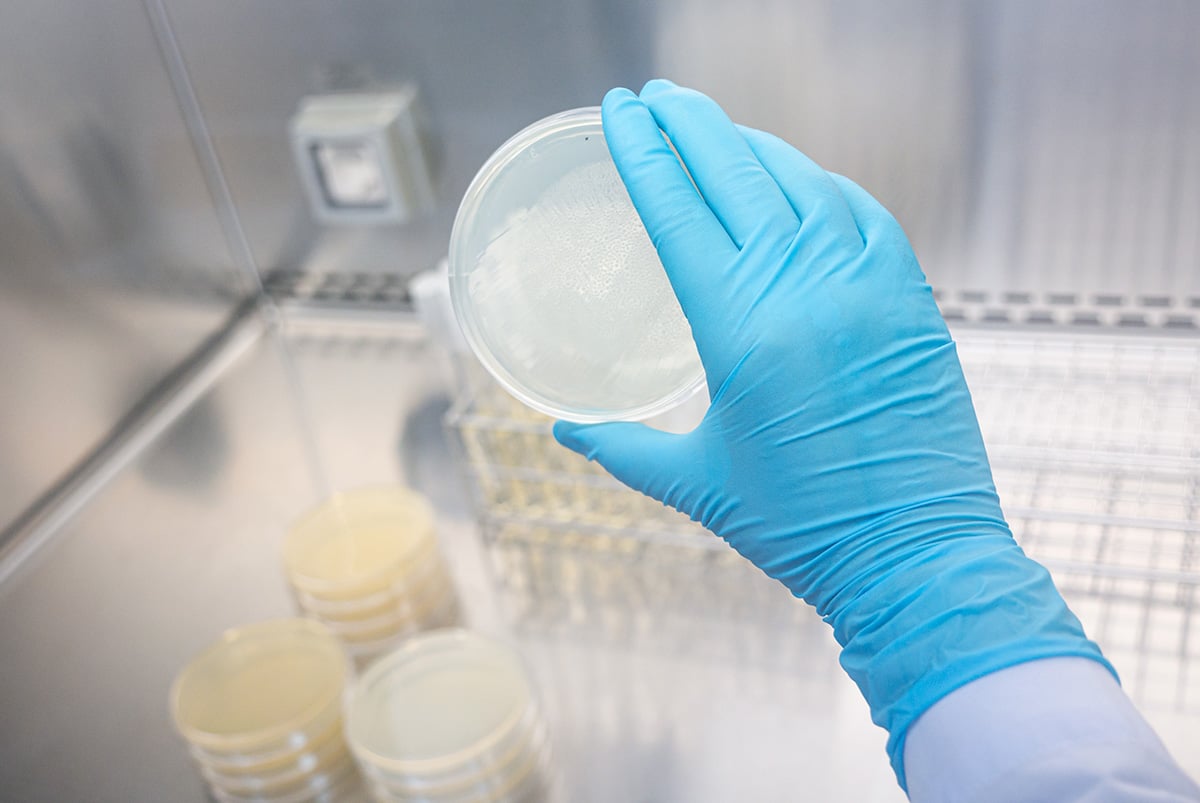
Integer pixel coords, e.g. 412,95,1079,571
825,537,1115,790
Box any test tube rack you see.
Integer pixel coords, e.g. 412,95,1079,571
443,357,823,668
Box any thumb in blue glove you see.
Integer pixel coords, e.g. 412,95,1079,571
554,79,1112,789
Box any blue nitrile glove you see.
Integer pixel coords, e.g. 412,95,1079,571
553,80,1114,789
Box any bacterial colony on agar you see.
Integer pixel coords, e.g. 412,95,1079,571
451,108,704,422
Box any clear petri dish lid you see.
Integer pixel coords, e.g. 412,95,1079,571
189,708,345,776
207,758,362,803
449,107,705,423
363,707,546,796
170,619,348,755
283,487,437,597
199,735,352,798
366,742,544,803
345,629,534,775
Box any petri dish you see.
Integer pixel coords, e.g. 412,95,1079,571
171,619,348,755
190,710,345,777
449,107,704,423
200,736,352,798
284,487,438,599
365,710,545,797
208,759,362,803
327,584,457,638
322,606,422,642
345,630,534,776
292,552,451,621
342,596,462,667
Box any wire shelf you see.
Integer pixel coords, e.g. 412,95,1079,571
961,330,1200,462
444,360,815,668
446,330,1200,710
956,329,1200,714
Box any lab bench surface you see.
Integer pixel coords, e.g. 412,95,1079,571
0,311,1196,802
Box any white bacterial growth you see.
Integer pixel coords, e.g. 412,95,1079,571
468,157,702,416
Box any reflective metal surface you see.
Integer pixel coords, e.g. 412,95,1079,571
0,328,318,803
7,0,1199,539
0,0,250,532
160,0,657,283
161,0,1200,307
4,3,1200,801
0,314,1196,802
0,301,265,587
0,317,896,803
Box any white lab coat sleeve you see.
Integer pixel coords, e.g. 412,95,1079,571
903,656,1200,803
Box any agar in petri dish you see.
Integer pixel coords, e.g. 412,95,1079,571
283,486,437,598
449,108,704,423
170,619,346,753
346,630,532,771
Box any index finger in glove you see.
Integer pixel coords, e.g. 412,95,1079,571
602,87,740,317
640,79,800,250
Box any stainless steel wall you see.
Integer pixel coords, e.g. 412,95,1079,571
0,0,251,534
962,1,1200,306
5,0,1199,532
655,1,1200,304
162,0,1199,308
160,0,658,282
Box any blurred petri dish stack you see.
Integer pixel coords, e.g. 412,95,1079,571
170,619,362,803
448,107,704,423
346,629,554,803
283,487,460,668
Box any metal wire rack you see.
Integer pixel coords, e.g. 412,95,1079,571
958,329,1200,714
443,358,822,669
446,328,1200,710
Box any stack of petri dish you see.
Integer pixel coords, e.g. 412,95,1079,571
170,619,362,803
346,629,553,803
283,487,460,668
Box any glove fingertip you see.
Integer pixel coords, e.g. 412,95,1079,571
552,420,592,455
602,86,638,109
639,77,678,97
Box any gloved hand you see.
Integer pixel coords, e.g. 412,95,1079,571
554,79,1113,788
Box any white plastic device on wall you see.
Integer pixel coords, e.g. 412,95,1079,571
289,85,436,225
